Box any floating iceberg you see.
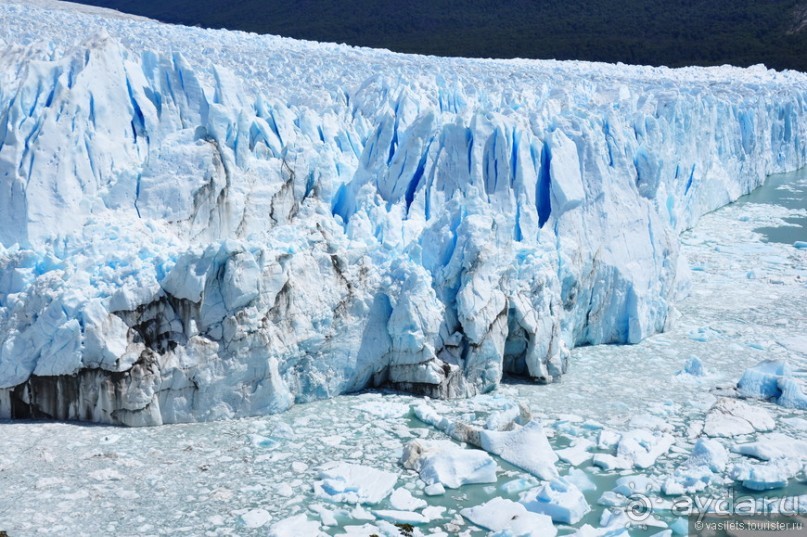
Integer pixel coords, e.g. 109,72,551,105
313,462,398,505
0,0,805,424
738,360,807,409
703,398,775,437
676,356,705,377
400,439,498,488
730,458,801,491
389,488,427,511
268,514,324,537
520,478,591,524
662,438,728,494
461,497,557,537
479,420,559,480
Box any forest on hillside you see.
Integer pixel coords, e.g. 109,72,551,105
71,0,807,72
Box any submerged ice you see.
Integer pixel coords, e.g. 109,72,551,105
0,0,806,424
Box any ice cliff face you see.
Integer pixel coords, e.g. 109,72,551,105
0,1,805,425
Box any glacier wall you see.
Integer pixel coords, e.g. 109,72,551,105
0,1,805,425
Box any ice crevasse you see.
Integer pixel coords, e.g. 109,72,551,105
0,0,805,425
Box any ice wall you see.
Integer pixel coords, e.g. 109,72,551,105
0,1,805,424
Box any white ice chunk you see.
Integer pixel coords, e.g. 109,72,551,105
240,509,273,529
461,497,557,537
733,433,807,461
479,420,559,480
598,430,622,450
565,468,597,492
372,510,428,525
423,483,445,496
592,454,632,471
689,437,729,472
704,398,775,437
616,429,675,469
556,438,595,466
401,440,497,489
268,514,323,537
313,462,398,504
570,525,630,537
730,458,801,491
519,478,591,524
663,436,729,495
389,488,427,511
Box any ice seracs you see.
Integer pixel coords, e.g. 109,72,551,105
0,0,806,424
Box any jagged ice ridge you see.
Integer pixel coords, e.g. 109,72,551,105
0,0,805,424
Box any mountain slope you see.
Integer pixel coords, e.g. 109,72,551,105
67,0,807,72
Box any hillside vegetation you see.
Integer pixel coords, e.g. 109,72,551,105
70,0,807,71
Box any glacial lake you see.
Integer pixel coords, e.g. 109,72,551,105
738,167,807,245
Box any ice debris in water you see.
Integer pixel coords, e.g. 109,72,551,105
400,439,498,489
662,438,728,494
1,0,806,425
313,462,398,504
738,360,807,409
239,508,273,529
461,497,557,537
478,420,559,480
268,514,324,537
730,458,802,491
389,488,427,511
519,478,591,524
677,355,705,376
703,397,775,437
593,428,674,470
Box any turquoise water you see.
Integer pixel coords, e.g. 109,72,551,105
737,167,807,245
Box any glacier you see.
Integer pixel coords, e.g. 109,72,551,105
0,0,805,425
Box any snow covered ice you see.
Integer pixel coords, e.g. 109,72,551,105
313,462,398,504
0,1,806,536
401,439,498,488
519,478,591,524
738,359,807,409
460,497,557,536
0,0,806,424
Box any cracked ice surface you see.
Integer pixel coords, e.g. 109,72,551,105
1,0,807,424
1,170,805,536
